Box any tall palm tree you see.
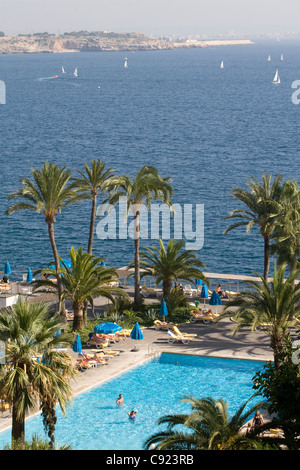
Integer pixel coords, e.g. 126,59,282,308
6,162,80,315
138,238,207,297
34,246,127,331
216,263,300,370
107,166,174,302
71,160,115,254
143,395,266,450
223,174,283,280
0,301,76,449
271,180,300,274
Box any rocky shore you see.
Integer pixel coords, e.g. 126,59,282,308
0,32,253,55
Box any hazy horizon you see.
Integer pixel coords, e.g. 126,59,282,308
0,0,300,37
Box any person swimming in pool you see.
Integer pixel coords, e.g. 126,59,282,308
128,410,138,420
116,394,124,405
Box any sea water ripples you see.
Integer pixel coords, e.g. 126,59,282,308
0,42,299,277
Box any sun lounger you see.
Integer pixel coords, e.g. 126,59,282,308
95,333,120,343
167,330,194,344
86,335,109,349
115,329,131,338
189,310,218,323
226,290,239,296
78,352,109,365
173,326,197,337
91,349,120,356
75,360,94,371
141,285,163,299
183,285,197,297
154,319,176,330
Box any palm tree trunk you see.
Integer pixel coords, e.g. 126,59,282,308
47,221,66,318
88,193,97,254
84,193,97,325
163,279,173,297
73,302,85,331
134,211,140,303
263,234,270,281
12,403,25,449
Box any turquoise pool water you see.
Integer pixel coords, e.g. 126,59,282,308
0,354,263,450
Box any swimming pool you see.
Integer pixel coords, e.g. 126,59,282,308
0,353,263,450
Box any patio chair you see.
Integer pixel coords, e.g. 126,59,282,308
154,319,176,330
167,330,193,344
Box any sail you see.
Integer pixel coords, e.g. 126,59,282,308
220,61,224,69
62,66,66,74
280,54,284,61
267,55,271,62
124,58,128,68
272,69,280,84
73,67,78,77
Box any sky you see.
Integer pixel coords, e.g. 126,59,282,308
0,0,300,36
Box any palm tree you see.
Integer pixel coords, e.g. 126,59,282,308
223,174,283,280
71,160,115,254
107,166,174,302
143,395,266,450
0,301,76,449
163,288,190,319
34,246,127,331
6,162,80,315
271,180,300,274
216,263,300,370
138,238,207,297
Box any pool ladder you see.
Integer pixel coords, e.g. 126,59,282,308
148,343,159,358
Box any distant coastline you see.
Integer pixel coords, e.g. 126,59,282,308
0,31,254,55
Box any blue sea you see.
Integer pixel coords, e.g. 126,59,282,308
0,40,299,279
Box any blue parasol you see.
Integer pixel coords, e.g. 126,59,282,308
195,278,203,286
94,322,122,334
49,259,72,270
130,322,143,351
209,290,222,314
160,299,168,319
26,268,33,283
72,333,82,353
100,260,106,266
200,283,209,306
4,261,11,275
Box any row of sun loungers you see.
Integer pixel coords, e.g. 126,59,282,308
183,284,239,298
75,348,122,371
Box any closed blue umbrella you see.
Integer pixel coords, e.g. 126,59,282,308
26,268,33,283
160,299,168,319
195,278,203,286
209,290,222,314
130,322,143,351
73,333,82,353
94,322,122,334
201,283,209,306
100,260,106,266
4,261,11,275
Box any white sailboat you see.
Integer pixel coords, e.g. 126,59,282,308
73,67,78,77
220,61,224,69
267,55,271,62
62,66,66,74
272,69,280,84
280,54,284,61
124,58,128,68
